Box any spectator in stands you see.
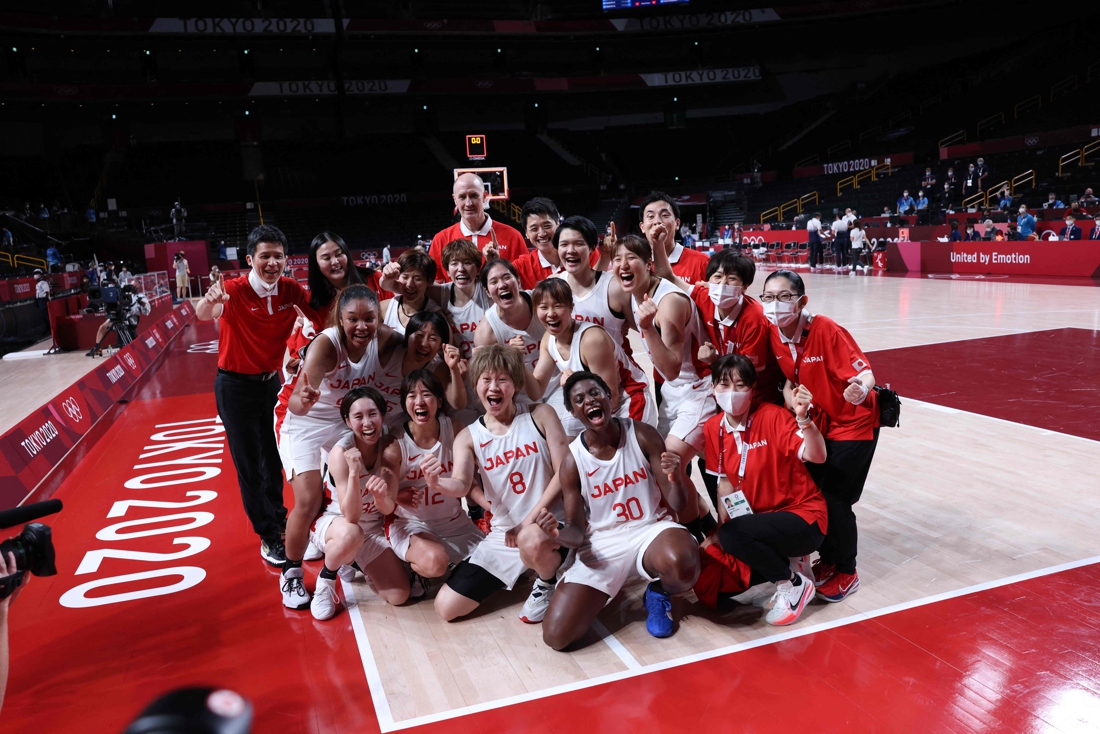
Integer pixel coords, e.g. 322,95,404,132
80,274,91,292
118,264,133,286
103,262,118,285
881,206,893,218
948,222,962,242
1081,188,1097,205
86,262,99,287
33,268,49,322
38,203,49,220
171,201,187,240
46,245,62,272
975,158,989,191
217,239,228,261
830,212,850,268
896,190,915,215
963,165,979,201
993,229,1006,242
916,191,929,211
429,172,524,282
806,212,823,269
963,224,980,242
996,187,1012,211
981,220,997,241
1090,219,1100,240
1018,205,1036,238
22,202,31,219
922,167,936,191
1043,193,1064,210
1006,222,1022,240
941,181,955,213
1,227,12,250
382,242,391,264
1068,201,1091,219
1058,215,1082,241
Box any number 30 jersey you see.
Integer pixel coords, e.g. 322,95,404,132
395,416,464,525
568,419,668,534
469,406,556,532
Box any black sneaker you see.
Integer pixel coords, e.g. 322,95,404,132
260,538,287,567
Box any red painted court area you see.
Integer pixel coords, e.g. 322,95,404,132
5,321,1100,733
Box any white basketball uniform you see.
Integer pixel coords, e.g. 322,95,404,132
561,419,683,598
388,416,484,566
631,279,716,452
483,293,563,410
561,270,631,357
466,407,563,589
548,322,657,437
441,282,490,421
275,327,380,480
381,295,442,337
310,431,391,570
369,345,444,430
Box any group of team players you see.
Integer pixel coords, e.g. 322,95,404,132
198,183,880,649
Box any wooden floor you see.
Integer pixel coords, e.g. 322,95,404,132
0,336,105,434
344,272,1100,729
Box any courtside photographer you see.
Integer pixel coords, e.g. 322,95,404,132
86,282,151,357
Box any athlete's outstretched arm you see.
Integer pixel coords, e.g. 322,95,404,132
649,230,691,293
634,422,691,513
637,292,689,381
422,428,476,498
288,334,337,415
524,334,557,400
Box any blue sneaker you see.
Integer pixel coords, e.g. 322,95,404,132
644,582,674,638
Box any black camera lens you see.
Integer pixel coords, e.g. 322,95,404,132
0,524,57,577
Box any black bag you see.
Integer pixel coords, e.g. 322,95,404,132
874,385,901,428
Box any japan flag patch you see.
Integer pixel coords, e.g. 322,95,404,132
852,358,868,371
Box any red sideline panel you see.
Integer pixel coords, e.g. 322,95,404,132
0,301,194,511
885,240,1100,278
0,276,36,303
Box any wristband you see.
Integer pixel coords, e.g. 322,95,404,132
796,415,812,428
851,381,869,405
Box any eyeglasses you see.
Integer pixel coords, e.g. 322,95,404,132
759,292,801,303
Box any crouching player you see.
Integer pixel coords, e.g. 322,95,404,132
539,372,700,649
422,345,571,623
310,387,409,620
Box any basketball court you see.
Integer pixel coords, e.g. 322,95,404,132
5,272,1099,733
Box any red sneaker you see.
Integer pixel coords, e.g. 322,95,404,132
811,560,836,588
817,570,859,603
476,511,493,535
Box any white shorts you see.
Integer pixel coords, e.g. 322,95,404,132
658,379,716,453
388,514,485,566
562,519,685,599
276,416,342,481
467,528,529,591
310,512,391,570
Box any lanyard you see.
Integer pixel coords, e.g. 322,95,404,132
785,314,814,381
717,415,753,482
713,314,737,355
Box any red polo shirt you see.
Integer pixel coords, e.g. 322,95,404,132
704,403,827,533
689,288,781,406
218,275,309,374
669,243,709,284
768,313,878,441
430,216,525,283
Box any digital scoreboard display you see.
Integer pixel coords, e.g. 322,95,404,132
466,134,487,161
602,0,689,9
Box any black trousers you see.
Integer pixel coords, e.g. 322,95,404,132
718,511,824,583
808,428,879,574
834,232,850,267
808,233,822,267
214,370,287,541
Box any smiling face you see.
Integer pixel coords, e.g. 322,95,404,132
485,262,520,309
642,199,680,253
707,266,745,287
248,242,286,285
613,244,649,294
452,174,486,225
535,293,573,337
447,256,480,289
404,380,440,427
407,323,443,364
345,396,383,445
569,378,613,431
526,213,558,253
340,298,378,348
316,241,348,286
556,227,592,275
398,267,428,302
476,368,516,417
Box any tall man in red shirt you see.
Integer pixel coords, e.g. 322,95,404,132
639,191,709,285
429,173,525,282
196,224,311,567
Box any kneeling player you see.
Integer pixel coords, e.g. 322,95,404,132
423,345,571,623
310,387,409,620
540,372,700,649
383,370,485,596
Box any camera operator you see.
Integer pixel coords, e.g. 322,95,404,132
171,201,187,241
0,550,26,714
89,284,150,355
174,251,190,302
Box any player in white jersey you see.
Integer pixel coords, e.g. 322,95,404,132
474,258,562,410
537,372,699,648
524,278,656,437
552,216,634,357
368,310,467,429
616,234,717,497
422,345,571,624
382,369,484,595
379,249,443,336
274,285,402,608
307,386,410,620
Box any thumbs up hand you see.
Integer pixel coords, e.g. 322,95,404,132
636,293,658,331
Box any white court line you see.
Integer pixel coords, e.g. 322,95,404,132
342,578,396,731
350,554,1100,732
905,398,1100,446
591,619,641,670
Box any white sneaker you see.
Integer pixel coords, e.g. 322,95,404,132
311,576,339,620
281,566,311,610
789,555,815,586
764,573,815,626
519,577,557,623
303,539,323,562
338,564,357,584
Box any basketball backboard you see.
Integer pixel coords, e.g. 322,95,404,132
454,166,509,201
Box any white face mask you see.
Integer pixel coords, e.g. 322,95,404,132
763,299,800,327
708,283,743,310
716,389,752,416
1020,208,1027,214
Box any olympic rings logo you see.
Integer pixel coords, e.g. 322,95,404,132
62,397,83,422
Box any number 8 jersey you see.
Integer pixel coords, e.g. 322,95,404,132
469,406,557,532
569,418,668,534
